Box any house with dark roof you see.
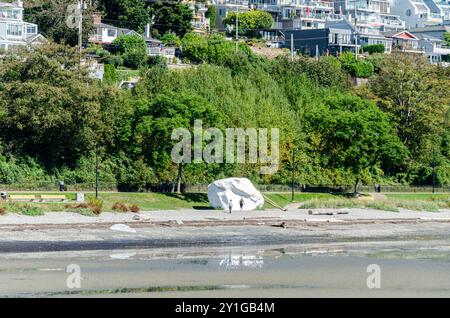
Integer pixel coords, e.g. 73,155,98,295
88,14,141,45
284,19,393,56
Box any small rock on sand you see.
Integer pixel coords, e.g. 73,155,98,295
110,224,136,233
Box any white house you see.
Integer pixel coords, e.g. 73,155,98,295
88,14,141,45
390,0,449,28
0,0,46,51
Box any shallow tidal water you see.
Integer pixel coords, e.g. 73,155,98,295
0,240,449,297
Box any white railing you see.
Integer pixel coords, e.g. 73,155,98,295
88,34,103,43
148,47,175,58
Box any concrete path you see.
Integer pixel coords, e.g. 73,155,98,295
1,207,450,226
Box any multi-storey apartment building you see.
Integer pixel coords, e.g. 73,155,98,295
250,0,337,30
0,0,46,51
336,0,405,33
390,0,450,28
213,0,336,30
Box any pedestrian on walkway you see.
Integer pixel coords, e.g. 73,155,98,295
228,200,233,214
239,198,244,211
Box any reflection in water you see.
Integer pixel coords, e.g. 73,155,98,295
219,255,264,269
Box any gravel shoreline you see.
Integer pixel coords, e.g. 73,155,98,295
0,209,449,253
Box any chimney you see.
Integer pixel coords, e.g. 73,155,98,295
145,23,151,38
93,14,102,25
15,0,23,8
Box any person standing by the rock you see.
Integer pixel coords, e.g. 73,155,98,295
239,198,244,211
228,200,233,214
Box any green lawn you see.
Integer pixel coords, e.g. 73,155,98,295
263,193,337,208
1,192,210,214
1,191,449,215
385,193,450,200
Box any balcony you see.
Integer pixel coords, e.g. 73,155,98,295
88,34,103,43
148,47,175,58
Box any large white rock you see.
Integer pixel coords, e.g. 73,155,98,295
207,178,264,211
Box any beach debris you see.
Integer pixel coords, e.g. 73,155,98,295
110,224,136,233
308,210,349,216
110,252,137,260
271,222,287,228
175,219,184,225
132,215,140,221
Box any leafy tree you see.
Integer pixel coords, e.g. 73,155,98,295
0,45,106,168
338,52,374,78
149,1,193,37
99,0,150,33
160,31,181,47
113,34,147,69
206,5,216,30
444,32,450,46
307,94,408,194
368,53,450,184
25,0,95,46
222,10,273,37
132,91,223,191
103,64,118,84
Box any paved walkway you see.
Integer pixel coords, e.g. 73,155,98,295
1,207,450,226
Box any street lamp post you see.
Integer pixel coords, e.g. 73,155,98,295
95,143,99,199
291,148,296,202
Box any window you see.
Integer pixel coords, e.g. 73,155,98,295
26,26,37,34
0,10,20,19
7,24,22,36
107,28,116,37
406,9,412,16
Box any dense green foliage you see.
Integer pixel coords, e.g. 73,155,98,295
147,1,193,37
99,0,150,33
222,10,273,37
112,34,148,69
361,44,385,54
24,0,95,46
339,52,374,78
0,38,449,189
444,32,450,46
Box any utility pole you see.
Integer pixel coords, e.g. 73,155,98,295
78,0,84,54
291,33,294,61
432,147,436,194
235,2,239,53
354,0,358,59
291,148,296,202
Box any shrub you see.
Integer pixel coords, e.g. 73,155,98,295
103,64,118,84
101,54,123,67
147,55,167,68
353,60,374,78
0,206,5,215
338,52,374,78
130,204,140,213
123,49,148,69
88,197,103,215
76,208,96,217
113,35,148,69
361,44,385,54
160,31,181,47
112,202,129,212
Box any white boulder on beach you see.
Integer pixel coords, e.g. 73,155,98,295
207,178,264,211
